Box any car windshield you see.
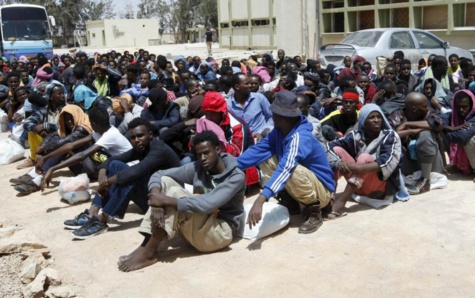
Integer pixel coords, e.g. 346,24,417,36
341,31,383,47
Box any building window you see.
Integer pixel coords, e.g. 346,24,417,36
322,0,344,9
92,33,95,38
468,3,475,26
221,22,229,28
422,5,447,29
251,19,270,26
392,8,409,27
358,10,374,30
232,20,249,27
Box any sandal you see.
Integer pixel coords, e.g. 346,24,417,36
323,211,348,221
10,174,33,186
14,182,40,195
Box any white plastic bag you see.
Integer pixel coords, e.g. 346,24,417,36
58,173,91,205
404,171,448,190
241,202,290,240
10,122,24,143
352,194,394,209
0,139,25,165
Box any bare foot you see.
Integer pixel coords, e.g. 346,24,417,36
324,196,346,219
118,247,158,272
118,245,144,263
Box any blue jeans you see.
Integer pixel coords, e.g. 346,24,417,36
91,160,149,219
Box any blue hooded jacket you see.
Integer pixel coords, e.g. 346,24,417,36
237,116,335,199
197,61,217,83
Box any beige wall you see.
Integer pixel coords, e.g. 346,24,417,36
274,0,318,58
86,19,159,48
218,0,318,57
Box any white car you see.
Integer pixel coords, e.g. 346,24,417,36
470,49,475,60
319,28,472,70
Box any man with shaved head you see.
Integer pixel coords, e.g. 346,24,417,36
396,92,445,194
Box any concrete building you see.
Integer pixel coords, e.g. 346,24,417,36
218,0,318,58
320,0,475,50
86,19,160,48
218,0,475,57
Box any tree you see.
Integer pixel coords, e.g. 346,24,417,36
137,0,158,19
120,3,136,19
83,0,116,21
156,0,201,43
197,0,218,29
57,0,87,45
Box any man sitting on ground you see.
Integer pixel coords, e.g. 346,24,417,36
118,131,245,272
237,90,335,234
442,90,475,179
40,106,133,188
320,89,360,141
227,73,273,140
396,92,445,195
372,80,406,129
65,118,180,239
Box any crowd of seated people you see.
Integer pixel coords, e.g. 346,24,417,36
2,47,474,272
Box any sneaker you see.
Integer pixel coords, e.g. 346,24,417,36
64,209,91,230
10,174,33,186
406,178,431,195
71,216,108,240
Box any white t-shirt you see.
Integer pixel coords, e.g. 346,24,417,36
92,126,132,156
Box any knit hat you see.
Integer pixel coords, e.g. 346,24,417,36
9,57,18,65
270,90,302,117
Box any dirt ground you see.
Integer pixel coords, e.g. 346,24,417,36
2,44,475,297
1,128,475,297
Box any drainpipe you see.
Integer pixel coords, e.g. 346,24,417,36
302,0,307,57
